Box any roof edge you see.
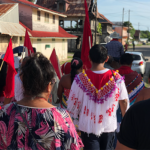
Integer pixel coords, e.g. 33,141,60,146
12,0,66,17
0,3,17,19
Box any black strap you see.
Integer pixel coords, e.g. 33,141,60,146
15,103,48,149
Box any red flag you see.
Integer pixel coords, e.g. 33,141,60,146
81,0,93,70
50,49,62,79
3,39,17,98
24,28,34,56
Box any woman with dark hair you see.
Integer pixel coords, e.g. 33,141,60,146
57,57,83,109
0,59,7,106
0,53,83,149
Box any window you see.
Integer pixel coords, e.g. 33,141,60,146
45,13,49,23
52,39,55,41
132,54,141,60
59,2,64,11
20,37,22,41
37,39,41,41
53,15,55,24
37,11,41,21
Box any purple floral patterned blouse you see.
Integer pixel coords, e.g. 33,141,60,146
0,103,83,150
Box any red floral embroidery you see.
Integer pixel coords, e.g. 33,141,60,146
106,108,112,116
112,104,115,112
98,115,103,124
84,106,86,114
71,94,75,101
74,101,77,106
91,112,93,120
94,115,96,124
115,88,120,101
86,109,89,116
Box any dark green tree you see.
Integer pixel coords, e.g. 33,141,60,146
123,21,135,39
27,0,35,3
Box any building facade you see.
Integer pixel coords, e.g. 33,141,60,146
0,0,77,60
37,0,106,51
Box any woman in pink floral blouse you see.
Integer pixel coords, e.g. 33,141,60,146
0,53,83,150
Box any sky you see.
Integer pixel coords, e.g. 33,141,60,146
98,0,150,31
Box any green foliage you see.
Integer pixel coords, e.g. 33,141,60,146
123,21,133,28
123,21,135,38
97,23,102,34
140,31,150,39
27,0,35,2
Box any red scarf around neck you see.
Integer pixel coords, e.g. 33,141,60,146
111,38,118,41
118,66,133,75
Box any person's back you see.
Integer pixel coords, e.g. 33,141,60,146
135,74,150,103
58,58,83,109
0,103,82,149
0,59,7,106
0,53,83,150
116,99,150,150
135,88,150,103
67,45,129,150
106,40,124,58
118,54,144,105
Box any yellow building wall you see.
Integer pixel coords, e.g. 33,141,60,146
32,8,59,32
20,37,68,61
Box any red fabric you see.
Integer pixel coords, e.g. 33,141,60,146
118,66,133,75
124,44,128,50
86,70,114,90
3,39,17,98
111,39,118,41
50,49,62,79
61,62,71,75
20,22,77,38
24,29,34,56
81,0,93,70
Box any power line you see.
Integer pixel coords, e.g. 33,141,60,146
115,0,149,7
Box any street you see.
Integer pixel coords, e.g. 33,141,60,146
128,45,150,84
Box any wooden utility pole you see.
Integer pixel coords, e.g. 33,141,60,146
138,22,140,30
95,0,97,45
128,10,130,41
121,8,124,44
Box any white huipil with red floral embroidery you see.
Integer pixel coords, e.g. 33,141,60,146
67,69,129,136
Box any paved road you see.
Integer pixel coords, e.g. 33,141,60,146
128,45,150,84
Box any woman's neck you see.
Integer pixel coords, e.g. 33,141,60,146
17,95,54,108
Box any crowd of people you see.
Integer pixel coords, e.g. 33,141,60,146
0,32,149,150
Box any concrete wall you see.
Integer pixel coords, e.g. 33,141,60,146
20,37,67,60
32,8,59,32
0,35,19,52
0,0,33,30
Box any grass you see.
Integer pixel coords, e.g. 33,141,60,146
60,53,74,65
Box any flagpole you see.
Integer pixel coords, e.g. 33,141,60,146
89,36,91,49
0,59,4,71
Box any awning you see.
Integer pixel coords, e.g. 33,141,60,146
0,21,31,36
107,30,114,34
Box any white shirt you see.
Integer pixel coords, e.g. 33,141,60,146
67,69,129,136
15,73,24,101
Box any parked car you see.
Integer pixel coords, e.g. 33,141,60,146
126,51,148,75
